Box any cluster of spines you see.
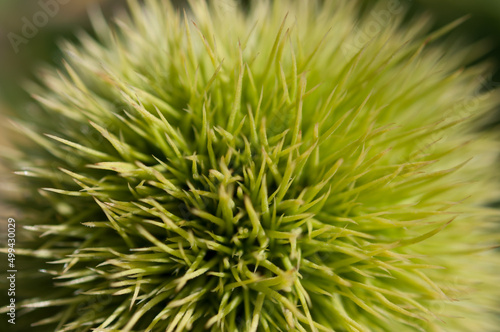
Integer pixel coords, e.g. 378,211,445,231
1,0,499,331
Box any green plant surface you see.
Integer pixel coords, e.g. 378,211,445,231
1,1,500,331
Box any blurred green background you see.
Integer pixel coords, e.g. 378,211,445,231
0,0,121,110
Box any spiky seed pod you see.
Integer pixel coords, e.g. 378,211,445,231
1,0,500,331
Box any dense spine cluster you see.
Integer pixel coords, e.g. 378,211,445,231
1,1,500,331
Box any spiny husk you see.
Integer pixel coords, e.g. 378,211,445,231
1,1,500,331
